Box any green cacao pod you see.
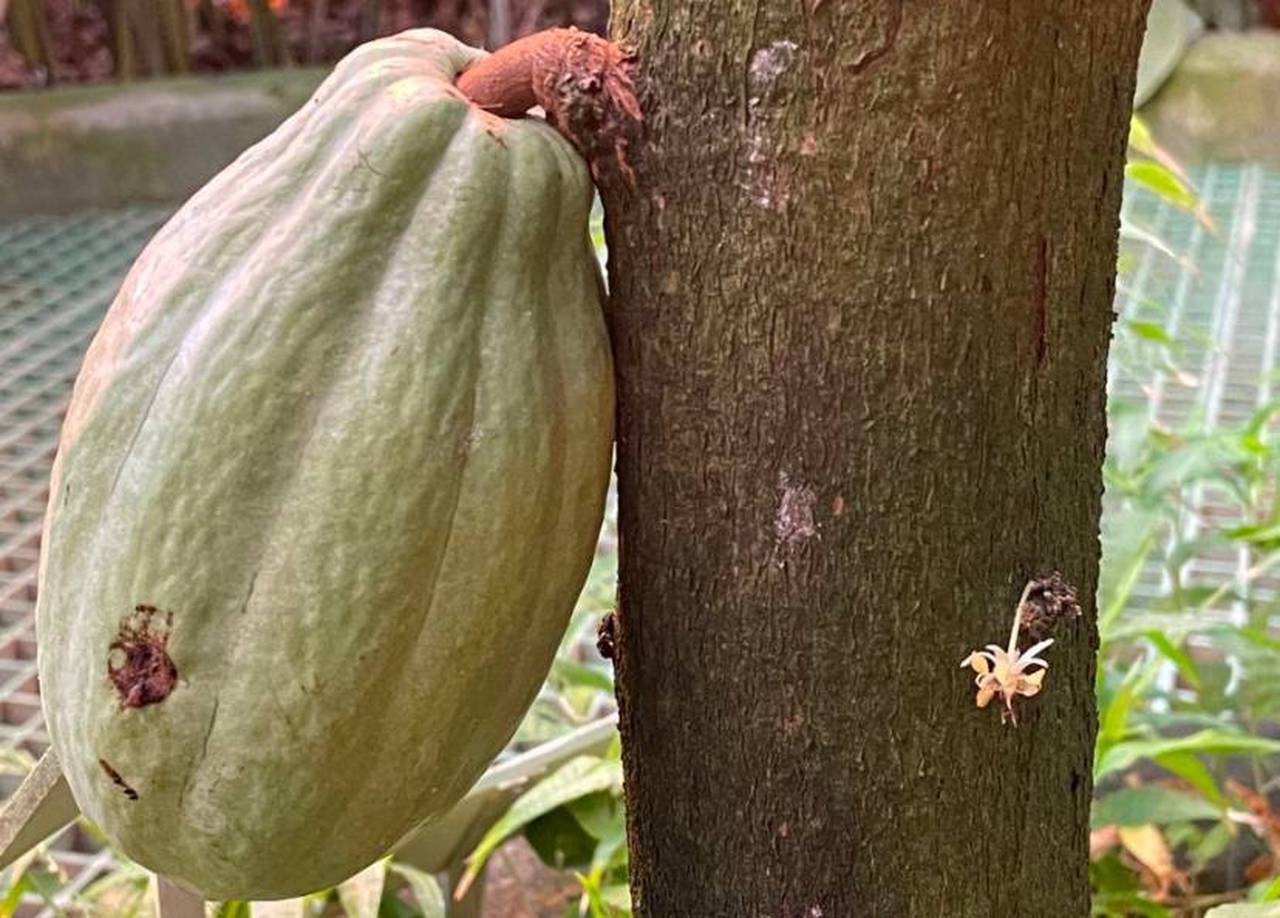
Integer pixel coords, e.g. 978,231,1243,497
35,28,614,900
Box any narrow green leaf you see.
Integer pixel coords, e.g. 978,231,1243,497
552,658,615,693
386,863,445,918
598,884,631,911
1145,631,1201,690
0,860,32,918
1099,532,1156,641
1091,786,1222,828
1126,320,1176,347
1187,821,1236,872
1128,117,1158,159
1125,161,1199,211
589,822,628,878
459,756,624,894
1206,904,1280,917
1096,731,1280,780
569,791,620,840
1120,219,1181,262
1153,751,1223,805
1258,874,1280,902
1098,657,1161,751
1227,521,1280,545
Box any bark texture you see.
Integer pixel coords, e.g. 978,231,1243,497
601,3,1151,916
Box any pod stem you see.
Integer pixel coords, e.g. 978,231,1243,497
456,28,642,182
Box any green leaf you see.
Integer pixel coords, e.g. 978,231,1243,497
1189,821,1235,871
386,863,445,918
459,756,623,895
1228,521,1280,546
1257,874,1280,902
525,806,598,870
1125,161,1199,212
1206,904,1280,917
1128,117,1159,159
1091,786,1222,828
1098,531,1157,642
552,659,615,693
1153,751,1223,804
1096,731,1280,780
1092,889,1171,918
0,854,34,918
569,791,621,840
1125,320,1176,347
589,822,628,877
1120,218,1182,262
1098,657,1161,751
598,884,631,911
1145,631,1201,690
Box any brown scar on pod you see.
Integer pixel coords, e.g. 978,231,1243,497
107,604,178,709
98,758,139,800
456,27,642,185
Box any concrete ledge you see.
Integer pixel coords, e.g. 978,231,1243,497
0,68,326,215
1140,30,1280,164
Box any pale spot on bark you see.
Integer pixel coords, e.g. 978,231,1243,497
742,41,799,211
775,473,817,545
749,40,797,87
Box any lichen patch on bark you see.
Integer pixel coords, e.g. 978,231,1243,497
775,474,818,546
108,604,178,709
743,41,799,211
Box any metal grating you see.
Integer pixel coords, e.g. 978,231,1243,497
1112,164,1280,612
0,209,171,757
0,209,172,909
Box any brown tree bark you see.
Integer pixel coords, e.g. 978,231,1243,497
600,3,1151,916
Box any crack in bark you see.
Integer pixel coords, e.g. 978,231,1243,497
847,2,902,75
1033,236,1049,366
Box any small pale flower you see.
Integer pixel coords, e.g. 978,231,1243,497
960,582,1054,725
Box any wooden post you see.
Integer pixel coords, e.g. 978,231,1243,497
149,875,205,918
0,750,77,871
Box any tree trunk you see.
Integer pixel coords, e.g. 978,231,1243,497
600,3,1151,916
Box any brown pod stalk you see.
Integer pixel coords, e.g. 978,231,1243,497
457,28,642,182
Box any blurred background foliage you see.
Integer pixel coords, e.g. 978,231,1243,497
0,0,610,89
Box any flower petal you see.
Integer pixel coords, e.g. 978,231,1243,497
1020,638,1055,666
994,656,1012,684
976,684,996,708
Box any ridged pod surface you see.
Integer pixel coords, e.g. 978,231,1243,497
35,28,614,899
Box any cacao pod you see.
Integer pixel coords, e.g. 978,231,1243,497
35,28,614,899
